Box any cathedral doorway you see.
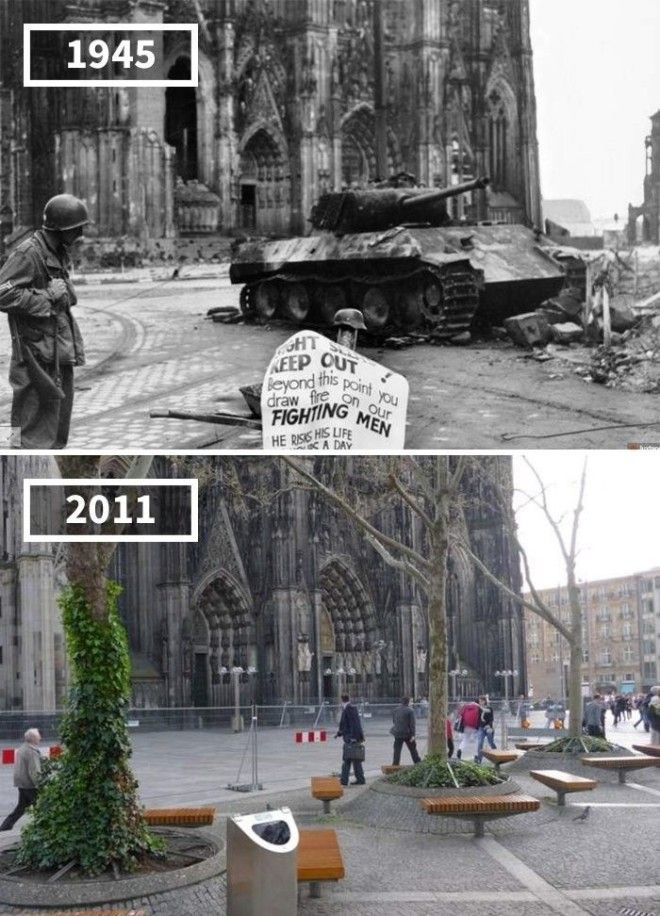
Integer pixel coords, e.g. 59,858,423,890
192,653,209,707
165,57,198,181
238,128,290,235
319,560,380,699
191,571,256,707
341,107,399,186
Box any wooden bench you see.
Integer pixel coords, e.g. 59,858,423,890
143,806,215,826
381,764,410,775
297,828,345,898
633,743,660,758
530,769,597,806
420,794,540,837
482,750,518,773
311,776,344,814
581,755,660,784
515,741,551,751
38,911,146,916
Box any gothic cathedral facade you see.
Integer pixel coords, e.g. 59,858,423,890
0,0,542,242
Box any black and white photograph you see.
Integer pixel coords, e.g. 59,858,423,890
1,0,659,449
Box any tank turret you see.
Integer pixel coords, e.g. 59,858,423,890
311,176,490,233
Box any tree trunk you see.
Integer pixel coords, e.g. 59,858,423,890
568,641,583,738
427,531,449,758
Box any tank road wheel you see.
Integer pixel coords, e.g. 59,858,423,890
280,282,310,323
361,286,390,331
420,273,445,326
312,284,347,326
398,280,424,329
253,280,280,320
239,284,256,316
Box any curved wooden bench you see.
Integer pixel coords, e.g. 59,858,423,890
421,794,540,837
515,741,551,751
36,911,145,915
298,827,345,899
381,764,410,775
143,806,215,826
311,776,343,814
530,769,597,806
482,750,518,773
632,743,660,758
581,755,660,784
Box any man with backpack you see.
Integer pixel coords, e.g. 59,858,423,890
475,695,497,763
455,698,482,761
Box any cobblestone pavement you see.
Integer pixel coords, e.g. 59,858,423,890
0,713,657,914
1,270,659,449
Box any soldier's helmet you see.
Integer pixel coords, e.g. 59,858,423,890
333,308,367,331
43,195,90,232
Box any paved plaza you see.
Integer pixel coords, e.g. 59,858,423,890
0,710,657,914
1,268,658,450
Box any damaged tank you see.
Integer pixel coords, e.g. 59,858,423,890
230,176,578,337
230,177,490,340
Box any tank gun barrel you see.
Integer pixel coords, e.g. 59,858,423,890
401,176,490,210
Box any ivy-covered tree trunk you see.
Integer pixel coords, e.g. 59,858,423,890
15,454,160,874
17,583,161,873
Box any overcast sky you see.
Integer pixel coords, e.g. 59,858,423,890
512,452,660,591
529,0,660,220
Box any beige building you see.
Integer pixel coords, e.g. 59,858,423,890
524,570,660,700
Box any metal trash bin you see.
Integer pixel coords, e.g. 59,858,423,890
226,806,299,915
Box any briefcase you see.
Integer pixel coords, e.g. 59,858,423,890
343,741,365,762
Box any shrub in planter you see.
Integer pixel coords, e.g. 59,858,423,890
539,736,619,754
386,756,505,789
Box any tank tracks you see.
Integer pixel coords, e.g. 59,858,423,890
239,260,481,341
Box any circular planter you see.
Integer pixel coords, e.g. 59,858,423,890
340,776,539,836
509,744,632,776
0,828,225,909
371,775,522,798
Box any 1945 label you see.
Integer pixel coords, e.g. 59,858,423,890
23,24,198,88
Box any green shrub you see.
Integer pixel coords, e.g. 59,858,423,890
541,736,616,753
16,583,163,875
386,756,504,788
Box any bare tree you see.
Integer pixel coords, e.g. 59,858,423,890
456,457,587,738
282,455,470,759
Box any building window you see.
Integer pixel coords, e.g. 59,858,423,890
582,648,589,663
599,625,610,639
622,645,635,663
600,649,612,666
0,645,3,664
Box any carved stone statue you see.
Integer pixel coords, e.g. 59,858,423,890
297,640,314,673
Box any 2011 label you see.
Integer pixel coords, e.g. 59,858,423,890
66,494,156,525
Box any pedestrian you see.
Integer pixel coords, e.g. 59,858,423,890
475,694,497,763
446,716,454,758
0,194,88,448
634,690,652,732
335,694,365,786
455,697,481,760
583,694,606,739
390,696,421,765
0,728,42,831
648,686,660,745
419,696,429,719
516,693,529,727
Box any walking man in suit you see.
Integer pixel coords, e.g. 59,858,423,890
391,696,422,765
336,694,366,786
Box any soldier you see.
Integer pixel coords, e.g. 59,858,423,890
0,194,88,448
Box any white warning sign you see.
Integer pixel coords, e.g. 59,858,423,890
261,331,408,450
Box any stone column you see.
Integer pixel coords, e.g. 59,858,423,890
17,554,57,711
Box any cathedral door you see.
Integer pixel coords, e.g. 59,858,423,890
192,652,209,707
165,57,198,181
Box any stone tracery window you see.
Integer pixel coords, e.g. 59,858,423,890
487,90,508,189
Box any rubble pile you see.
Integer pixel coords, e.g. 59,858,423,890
580,317,660,392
